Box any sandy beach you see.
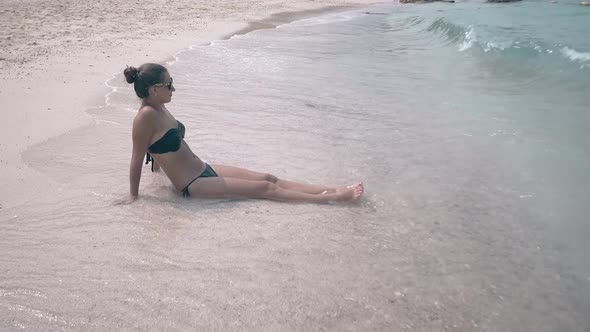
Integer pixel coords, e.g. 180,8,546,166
0,0,378,208
2,0,589,330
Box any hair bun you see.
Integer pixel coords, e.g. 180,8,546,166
124,66,139,83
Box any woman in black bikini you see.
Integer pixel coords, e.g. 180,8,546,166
116,63,364,204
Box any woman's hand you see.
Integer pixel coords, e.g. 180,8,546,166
113,194,138,205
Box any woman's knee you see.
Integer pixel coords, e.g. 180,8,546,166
264,173,278,183
237,179,277,198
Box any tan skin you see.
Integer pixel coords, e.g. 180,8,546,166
115,71,364,204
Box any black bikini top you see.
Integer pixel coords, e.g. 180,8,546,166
145,120,185,171
148,120,185,154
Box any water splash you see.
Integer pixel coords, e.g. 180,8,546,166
459,26,477,51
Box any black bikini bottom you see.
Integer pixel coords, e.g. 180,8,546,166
181,164,218,198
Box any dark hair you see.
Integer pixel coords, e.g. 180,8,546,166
123,63,168,99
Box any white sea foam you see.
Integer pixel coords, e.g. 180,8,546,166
103,73,120,106
483,40,514,52
458,26,476,51
561,47,590,63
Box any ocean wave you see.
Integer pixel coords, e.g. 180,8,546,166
561,47,590,63
424,18,543,51
403,16,426,27
426,18,469,43
415,17,589,69
425,18,513,52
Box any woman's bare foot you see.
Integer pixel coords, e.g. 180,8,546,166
321,184,363,195
336,183,364,202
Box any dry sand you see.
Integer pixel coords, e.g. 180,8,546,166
0,0,379,208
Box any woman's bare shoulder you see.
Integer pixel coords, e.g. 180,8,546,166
137,105,159,118
134,105,159,125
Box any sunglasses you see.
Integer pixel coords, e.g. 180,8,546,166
153,77,173,90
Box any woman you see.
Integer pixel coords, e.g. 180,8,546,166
116,63,364,204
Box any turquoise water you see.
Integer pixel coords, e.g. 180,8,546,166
373,0,590,268
371,0,590,257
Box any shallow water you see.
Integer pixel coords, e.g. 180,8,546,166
2,2,590,330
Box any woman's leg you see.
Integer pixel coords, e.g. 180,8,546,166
210,164,350,195
187,177,363,203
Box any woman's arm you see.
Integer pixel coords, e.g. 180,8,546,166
130,112,155,196
115,110,154,204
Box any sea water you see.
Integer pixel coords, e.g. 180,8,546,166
2,1,589,330
170,0,590,277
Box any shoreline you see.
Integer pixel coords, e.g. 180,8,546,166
221,6,354,39
0,1,380,208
